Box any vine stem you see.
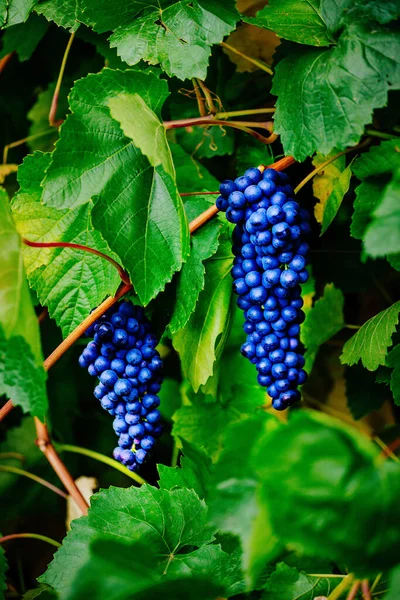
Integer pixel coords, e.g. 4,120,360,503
346,582,361,600
49,32,75,127
0,52,14,75
216,107,276,119
164,116,276,145
192,78,207,116
327,574,354,600
361,580,371,600
22,239,130,285
3,128,54,164
180,191,219,197
0,452,25,462
56,443,147,486
220,41,273,75
0,533,61,548
196,78,217,114
0,464,67,499
294,138,371,194
0,155,295,514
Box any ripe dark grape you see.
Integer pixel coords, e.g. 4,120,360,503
78,300,163,471
217,167,310,410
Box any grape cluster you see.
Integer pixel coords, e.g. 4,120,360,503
78,300,163,471
216,167,310,410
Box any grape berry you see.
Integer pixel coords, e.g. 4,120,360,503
217,167,309,410
78,301,163,471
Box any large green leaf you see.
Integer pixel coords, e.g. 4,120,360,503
272,23,400,161
364,169,400,257
40,68,189,305
256,411,400,576
0,187,47,418
35,0,80,32
0,13,48,60
41,485,215,595
79,0,239,80
11,152,120,337
65,538,224,600
246,0,334,47
158,440,212,500
301,283,345,371
261,563,339,600
172,235,233,391
341,301,400,371
0,0,37,28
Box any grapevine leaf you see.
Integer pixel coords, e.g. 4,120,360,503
0,187,47,418
256,410,400,575
23,585,59,599
345,365,386,419
11,152,121,337
261,563,339,599
236,136,274,174
0,13,48,61
388,254,400,272
35,0,80,32
301,283,345,371
40,485,215,596
172,235,233,391
0,0,37,28
364,169,400,257
108,93,174,176
158,439,212,500
340,301,400,371
79,0,239,80
312,152,351,235
351,178,384,240
245,0,334,47
272,24,400,161
386,566,400,600
64,538,224,600
387,345,400,406
40,68,189,305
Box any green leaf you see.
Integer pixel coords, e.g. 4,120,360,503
345,364,386,419
35,0,80,32
319,165,352,235
11,152,121,337
0,0,37,28
172,235,233,391
301,283,345,371
340,301,400,371
79,0,239,80
0,187,47,418
40,68,189,305
387,345,400,406
0,542,7,600
256,410,400,576
65,538,224,600
236,137,274,175
350,140,400,244
41,485,215,596
158,439,212,500
108,93,174,176
246,0,334,47
385,566,400,600
0,13,48,61
261,563,340,600
23,584,59,599
272,24,400,161
364,169,400,257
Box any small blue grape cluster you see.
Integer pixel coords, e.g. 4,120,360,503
217,167,310,410
78,300,163,471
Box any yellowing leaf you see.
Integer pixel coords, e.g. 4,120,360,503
223,23,280,72
237,0,267,16
0,163,18,184
313,152,345,220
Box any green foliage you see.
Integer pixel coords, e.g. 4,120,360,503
341,301,400,371
79,0,239,80
1,2,400,597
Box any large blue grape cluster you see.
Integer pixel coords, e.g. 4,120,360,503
217,167,310,410
78,300,163,471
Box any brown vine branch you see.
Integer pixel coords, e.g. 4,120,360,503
361,580,371,600
196,78,217,114
23,238,130,285
0,52,14,75
192,78,207,116
346,581,361,600
49,32,75,127
164,116,276,145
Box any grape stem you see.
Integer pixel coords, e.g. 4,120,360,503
49,32,75,127
192,78,207,116
0,156,295,515
326,574,354,599
22,238,131,285
0,533,61,548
